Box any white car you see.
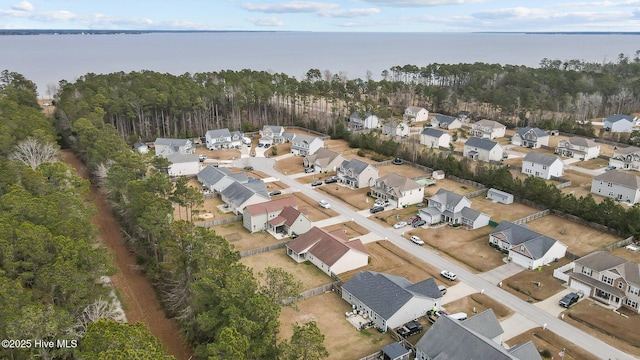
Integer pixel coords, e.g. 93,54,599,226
374,199,390,207
318,200,331,209
440,270,457,281
393,221,407,229
410,235,424,245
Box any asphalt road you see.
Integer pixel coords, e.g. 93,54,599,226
240,156,634,360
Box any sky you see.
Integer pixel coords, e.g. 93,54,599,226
1,0,640,32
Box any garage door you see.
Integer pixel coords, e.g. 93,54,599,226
509,252,532,269
569,279,592,297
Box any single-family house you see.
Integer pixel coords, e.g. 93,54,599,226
470,120,506,139
609,146,640,171
591,170,640,204
242,196,298,233
337,159,379,189
197,166,248,193
419,189,490,229
404,106,429,123
220,180,270,215
267,206,312,239
420,128,451,149
464,137,504,162
133,142,149,154
568,251,640,313
205,128,243,149
458,110,471,123
511,127,550,148
431,114,461,130
489,221,567,269
349,112,379,129
165,153,201,177
415,310,541,360
555,137,600,160
487,188,514,205
259,125,286,146
382,119,410,137
290,134,324,156
381,343,410,360
287,227,369,276
604,114,638,133
371,173,424,209
303,148,346,173
522,153,564,180
341,271,442,331
154,138,194,157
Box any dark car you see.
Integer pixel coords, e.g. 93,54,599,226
244,166,254,171
559,292,580,308
412,219,426,227
324,177,338,184
396,320,423,338
369,206,384,214
311,181,323,187
407,215,421,224
392,157,403,165
269,190,282,196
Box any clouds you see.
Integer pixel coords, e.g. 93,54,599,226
242,1,380,18
358,0,484,7
247,16,285,27
12,0,33,12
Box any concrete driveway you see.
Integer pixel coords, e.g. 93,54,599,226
441,282,478,306
534,288,575,317
478,262,525,285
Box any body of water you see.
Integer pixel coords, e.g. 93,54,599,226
1,31,638,96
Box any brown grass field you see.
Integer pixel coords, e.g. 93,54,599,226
572,157,608,170
525,215,624,256
341,153,378,164
322,221,370,239
290,192,339,221
325,139,352,153
376,164,430,178
210,220,283,252
425,180,480,195
501,258,571,302
610,246,640,263
506,327,598,360
559,169,596,199
274,156,305,174
470,196,540,223
317,185,374,210
442,293,513,320
369,205,423,226
194,147,241,160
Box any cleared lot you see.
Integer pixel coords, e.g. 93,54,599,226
424,180,479,195
506,327,598,360
376,163,430,178
194,146,241,160
241,250,333,291
274,156,305,174
324,139,352,153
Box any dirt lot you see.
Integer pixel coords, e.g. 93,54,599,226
370,205,423,226
501,258,571,302
210,220,283,252
506,327,598,360
274,156,305,175
194,146,241,160
525,215,624,256
279,292,395,360
325,139,352,153
241,250,333,291
409,226,505,273
563,299,640,358
317,185,373,210
322,221,370,238
376,164,430,178
470,196,540,223
426,179,480,195
290,192,339,221
442,293,513,320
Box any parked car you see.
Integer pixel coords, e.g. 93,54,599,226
324,176,338,184
412,219,426,228
440,270,457,281
410,235,424,245
392,157,403,165
318,200,331,209
304,167,315,173
605,165,616,171
198,154,207,162
393,221,407,229
264,143,271,148
559,292,580,308
269,190,282,196
244,166,254,171
438,285,447,295
407,215,421,224
374,199,390,207
396,320,423,338
311,180,323,187
449,312,468,321
369,206,384,214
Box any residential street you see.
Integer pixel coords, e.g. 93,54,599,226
239,155,635,360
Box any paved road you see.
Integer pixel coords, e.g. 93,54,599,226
240,156,634,360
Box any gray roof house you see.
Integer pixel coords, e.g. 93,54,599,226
303,148,346,173
609,145,640,171
259,125,286,145
337,158,379,189
420,128,451,149
511,127,550,148
415,310,541,360
220,180,269,215
349,112,379,129
205,128,244,150
341,271,442,331
522,152,564,180
197,166,248,193
382,343,410,360
290,134,324,156
470,119,507,139
371,173,424,209
591,170,640,204
154,138,194,157
489,221,567,269
133,142,149,154
555,137,600,160
604,114,638,133
464,137,504,162
431,114,461,130
419,189,489,229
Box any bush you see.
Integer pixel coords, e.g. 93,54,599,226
357,149,366,157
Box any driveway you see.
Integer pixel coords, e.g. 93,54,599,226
500,313,538,342
534,288,576,317
477,262,524,285
235,156,636,360
441,282,478,306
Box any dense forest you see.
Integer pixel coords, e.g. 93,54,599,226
54,52,640,142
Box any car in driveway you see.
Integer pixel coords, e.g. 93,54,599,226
369,206,384,214
410,235,424,245
244,166,254,171
374,199,390,207
407,215,421,225
396,320,423,338
438,285,447,295
412,219,426,228
304,167,315,173
605,165,616,171
311,180,323,187
269,190,282,196
559,292,580,308
318,200,331,209
440,270,456,281
393,221,407,229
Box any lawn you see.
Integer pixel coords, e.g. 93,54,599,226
506,327,598,360
442,293,513,320
290,192,339,221
501,258,571,302
322,221,370,239
324,139,352,153
274,156,305,175
610,246,640,263
560,169,598,199
470,196,540,223
209,220,282,252
194,147,241,160
572,157,608,170
376,164,430,178
317,185,375,211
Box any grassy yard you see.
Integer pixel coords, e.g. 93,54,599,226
501,258,571,302
443,293,513,320
376,164,430,178
274,156,304,175
290,192,339,221
316,185,372,210
572,157,608,170
506,327,598,360
322,221,370,239
210,220,283,252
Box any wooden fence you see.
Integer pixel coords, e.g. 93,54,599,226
239,241,287,258
198,215,242,228
512,209,551,225
299,281,342,299
446,175,485,189
466,188,489,198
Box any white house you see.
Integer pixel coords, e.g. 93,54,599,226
133,142,149,154
242,196,298,233
337,158,379,189
154,138,194,157
341,271,442,331
349,112,379,129
205,128,243,150
220,180,270,215
382,119,410,137
522,153,564,180
609,146,640,171
463,137,504,162
404,106,429,123
555,137,600,160
259,125,286,146
286,227,369,276
419,189,489,230
431,114,461,130
470,120,506,139
290,134,324,156
165,153,201,177
511,127,549,148
420,128,451,149
604,114,638,133
591,170,640,204
489,221,567,269
370,173,424,209
303,148,346,173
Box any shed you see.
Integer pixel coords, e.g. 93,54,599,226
487,188,513,204
382,342,410,360
432,170,445,180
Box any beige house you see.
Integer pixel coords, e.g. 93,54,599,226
404,106,429,123
609,146,640,171
337,158,379,189
371,173,424,209
243,196,298,233
304,148,347,173
267,206,312,238
555,137,600,160
470,120,506,139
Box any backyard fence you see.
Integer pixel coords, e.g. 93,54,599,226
446,175,486,189
357,351,382,360
512,209,551,225
371,159,434,176
550,210,622,235
299,281,342,300
239,241,287,258
198,215,242,228
466,188,489,198
600,236,635,252
552,262,575,282
284,126,331,140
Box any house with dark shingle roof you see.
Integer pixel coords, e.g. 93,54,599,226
287,227,368,276
470,119,506,139
220,180,269,215
259,125,286,146
609,145,640,171
419,189,489,229
591,170,640,204
604,114,638,133
371,173,424,209
303,148,346,173
205,128,244,150
341,271,442,331
420,128,451,149
197,165,248,193
568,251,640,313
511,127,550,148
165,153,201,176
154,137,194,157
522,153,564,180
490,221,567,269
431,114,461,130
415,310,542,360
381,342,410,360
337,158,379,189
464,137,504,162
242,196,298,233
267,206,311,239
555,136,600,160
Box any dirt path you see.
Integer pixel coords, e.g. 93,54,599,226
61,150,193,360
